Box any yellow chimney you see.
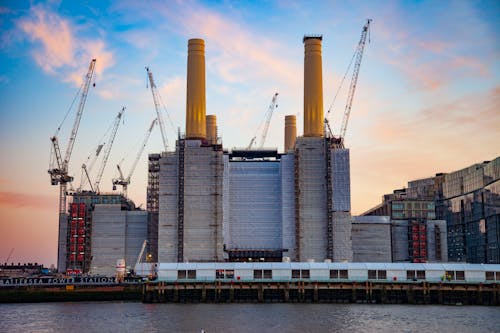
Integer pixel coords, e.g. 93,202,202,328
303,36,324,137
284,115,297,152
186,38,206,139
206,114,217,145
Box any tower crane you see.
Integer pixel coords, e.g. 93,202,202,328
146,67,168,151
5,248,14,263
247,92,279,149
78,143,104,192
48,59,96,213
93,107,125,193
326,19,371,147
112,118,157,197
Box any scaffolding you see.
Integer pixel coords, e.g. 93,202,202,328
294,150,301,261
281,153,296,261
147,153,161,261
295,137,328,261
325,139,333,259
177,138,185,262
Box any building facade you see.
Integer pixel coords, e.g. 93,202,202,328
364,157,500,264
59,192,146,274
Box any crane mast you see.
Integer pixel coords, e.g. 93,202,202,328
339,19,371,142
79,143,104,191
247,92,279,149
112,118,157,197
48,58,96,213
146,67,168,151
93,107,125,193
258,92,279,148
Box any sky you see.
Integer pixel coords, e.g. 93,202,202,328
0,0,499,267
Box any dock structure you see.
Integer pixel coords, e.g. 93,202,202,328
142,280,500,305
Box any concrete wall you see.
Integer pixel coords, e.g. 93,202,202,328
158,151,179,262
391,220,410,262
57,213,68,273
90,204,147,276
331,148,353,262
352,216,391,262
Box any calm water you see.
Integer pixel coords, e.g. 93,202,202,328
0,302,499,333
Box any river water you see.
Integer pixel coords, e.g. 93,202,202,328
1,302,499,333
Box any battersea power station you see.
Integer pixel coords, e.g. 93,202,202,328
57,35,499,276
147,36,353,264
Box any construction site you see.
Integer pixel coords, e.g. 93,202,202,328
46,19,499,277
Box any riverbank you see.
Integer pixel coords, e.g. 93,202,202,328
144,280,500,305
0,284,142,303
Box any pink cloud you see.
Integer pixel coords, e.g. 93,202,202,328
17,4,114,86
0,191,55,210
417,40,451,54
152,2,300,89
375,18,491,92
17,5,74,74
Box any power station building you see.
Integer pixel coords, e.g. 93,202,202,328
60,192,147,274
152,36,353,263
55,34,499,273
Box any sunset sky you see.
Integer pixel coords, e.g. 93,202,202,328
1,1,499,267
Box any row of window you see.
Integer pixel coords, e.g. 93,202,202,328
392,211,435,219
175,269,497,281
392,201,435,210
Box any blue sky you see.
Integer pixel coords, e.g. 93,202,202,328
0,0,499,266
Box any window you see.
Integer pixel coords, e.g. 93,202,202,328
416,270,426,279
254,270,272,279
226,270,235,279
445,271,455,280
486,271,494,281
292,269,310,279
497,272,500,281
455,271,465,281
369,270,386,280
407,270,415,280
392,202,404,210
331,270,348,279
177,270,196,279
392,211,404,218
